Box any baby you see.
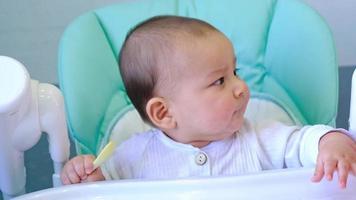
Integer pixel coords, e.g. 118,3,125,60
61,16,356,188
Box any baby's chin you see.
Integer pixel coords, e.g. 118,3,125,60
229,117,244,132
231,108,245,125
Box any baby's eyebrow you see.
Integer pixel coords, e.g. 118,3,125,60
206,56,237,79
205,67,225,81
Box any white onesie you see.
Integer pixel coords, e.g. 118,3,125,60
101,99,339,180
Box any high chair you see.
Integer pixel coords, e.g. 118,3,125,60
11,0,356,199
58,0,338,155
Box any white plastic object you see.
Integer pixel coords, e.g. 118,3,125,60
349,68,356,138
12,168,356,200
0,56,70,200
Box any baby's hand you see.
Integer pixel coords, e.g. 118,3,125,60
61,155,105,185
311,131,356,188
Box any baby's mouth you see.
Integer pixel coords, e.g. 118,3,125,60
235,100,247,115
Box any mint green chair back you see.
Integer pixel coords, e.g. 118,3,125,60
58,0,338,155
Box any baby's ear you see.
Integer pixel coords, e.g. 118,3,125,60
146,97,176,130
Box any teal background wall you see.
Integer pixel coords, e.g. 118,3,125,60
0,0,355,86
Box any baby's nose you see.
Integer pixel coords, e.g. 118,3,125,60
233,85,244,99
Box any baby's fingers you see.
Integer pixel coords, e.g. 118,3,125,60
62,162,81,184
324,159,337,181
83,155,96,174
312,157,324,182
82,168,105,183
72,158,87,180
60,170,71,185
337,161,350,189
352,162,356,176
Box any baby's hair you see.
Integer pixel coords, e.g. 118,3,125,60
119,15,219,124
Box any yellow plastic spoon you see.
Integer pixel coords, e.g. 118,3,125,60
93,140,117,170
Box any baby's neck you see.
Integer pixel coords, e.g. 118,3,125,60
190,141,211,148
161,130,212,148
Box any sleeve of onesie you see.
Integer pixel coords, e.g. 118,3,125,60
287,125,334,167
286,126,354,168
255,122,350,169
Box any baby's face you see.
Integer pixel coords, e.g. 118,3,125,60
165,32,250,147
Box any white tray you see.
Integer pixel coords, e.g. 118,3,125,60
13,168,356,200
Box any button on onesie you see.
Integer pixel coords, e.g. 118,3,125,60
195,152,208,165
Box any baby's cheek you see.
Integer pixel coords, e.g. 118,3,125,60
206,108,232,126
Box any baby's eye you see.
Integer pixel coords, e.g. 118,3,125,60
233,68,240,78
212,77,225,86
